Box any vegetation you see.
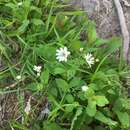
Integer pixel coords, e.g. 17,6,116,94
0,0,130,130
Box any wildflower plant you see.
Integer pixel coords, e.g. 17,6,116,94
0,0,130,130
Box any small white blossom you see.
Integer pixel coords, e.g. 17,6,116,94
96,58,99,62
33,65,42,76
18,2,22,6
81,85,89,92
56,47,70,62
24,97,31,115
84,53,95,67
33,65,42,73
37,72,40,77
16,75,22,80
79,48,84,52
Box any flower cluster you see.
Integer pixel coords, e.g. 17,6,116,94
33,65,42,76
56,47,99,68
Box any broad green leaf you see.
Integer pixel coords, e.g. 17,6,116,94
44,122,62,130
69,77,82,88
95,96,109,107
35,45,56,61
40,68,49,85
56,78,69,92
31,18,44,25
105,37,122,54
94,38,107,47
67,69,76,80
86,99,96,117
65,94,74,103
116,111,130,128
54,67,66,75
85,88,95,98
87,21,97,45
70,40,81,51
95,111,117,126
27,83,43,92
65,105,75,113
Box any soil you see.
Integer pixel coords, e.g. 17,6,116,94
1,0,130,128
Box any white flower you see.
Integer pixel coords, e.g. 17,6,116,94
84,53,95,67
25,98,31,115
56,47,70,62
37,72,40,77
79,48,84,52
33,65,42,73
81,85,89,92
95,58,99,62
16,75,22,80
33,65,42,76
18,2,22,6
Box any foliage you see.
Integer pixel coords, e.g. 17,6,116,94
0,0,130,130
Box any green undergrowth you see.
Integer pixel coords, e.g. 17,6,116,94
0,0,130,130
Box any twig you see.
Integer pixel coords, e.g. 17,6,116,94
114,0,130,62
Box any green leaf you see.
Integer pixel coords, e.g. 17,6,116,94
87,21,97,44
27,83,43,92
85,88,95,98
86,99,96,117
95,96,109,107
40,68,49,85
70,107,82,130
95,111,117,126
65,105,75,113
69,77,82,88
54,67,66,75
94,38,107,47
65,94,74,103
70,40,81,51
35,45,56,61
116,111,130,128
56,78,69,92
105,37,122,54
31,18,44,25
44,122,62,130
17,20,29,34
94,126,105,130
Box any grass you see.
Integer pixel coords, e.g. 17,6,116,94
0,0,130,130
